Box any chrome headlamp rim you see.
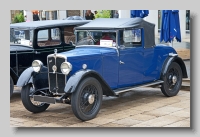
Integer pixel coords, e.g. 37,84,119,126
60,62,72,75
32,60,43,72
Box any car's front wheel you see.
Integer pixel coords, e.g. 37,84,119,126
21,84,50,113
71,77,102,121
161,62,182,97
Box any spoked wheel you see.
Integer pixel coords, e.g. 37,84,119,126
71,77,102,121
161,62,182,97
21,84,50,113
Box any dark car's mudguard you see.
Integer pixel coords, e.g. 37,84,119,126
16,67,34,87
32,67,49,91
16,66,49,90
160,56,188,79
64,69,116,96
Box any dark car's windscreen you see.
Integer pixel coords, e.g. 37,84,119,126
76,30,117,47
10,29,33,47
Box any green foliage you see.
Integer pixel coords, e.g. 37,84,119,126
95,10,111,19
12,13,25,23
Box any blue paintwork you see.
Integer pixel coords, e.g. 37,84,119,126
64,69,115,96
58,42,177,91
61,46,119,89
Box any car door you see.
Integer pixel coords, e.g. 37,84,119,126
143,47,159,83
118,29,144,88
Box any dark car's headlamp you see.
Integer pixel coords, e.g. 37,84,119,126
32,60,43,72
60,62,72,75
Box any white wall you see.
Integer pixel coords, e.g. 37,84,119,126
145,10,158,36
24,10,33,21
119,10,130,18
58,10,67,20
179,10,186,39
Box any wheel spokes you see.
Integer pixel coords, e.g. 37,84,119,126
80,85,98,115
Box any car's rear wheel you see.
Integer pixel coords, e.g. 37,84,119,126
71,77,102,121
10,76,14,98
21,84,50,113
161,62,182,97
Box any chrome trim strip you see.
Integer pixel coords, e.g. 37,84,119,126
55,55,58,93
114,80,164,95
75,45,118,49
169,53,178,57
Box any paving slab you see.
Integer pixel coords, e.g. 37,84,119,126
10,87,190,127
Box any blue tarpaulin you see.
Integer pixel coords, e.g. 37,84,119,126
160,10,181,43
131,10,149,18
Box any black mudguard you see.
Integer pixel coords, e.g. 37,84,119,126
160,56,188,79
16,66,49,91
16,67,33,87
64,69,116,96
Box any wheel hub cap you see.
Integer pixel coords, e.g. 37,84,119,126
88,94,95,104
172,76,177,85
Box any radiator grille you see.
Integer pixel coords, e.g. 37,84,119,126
47,55,66,94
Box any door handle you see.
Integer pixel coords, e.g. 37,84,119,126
35,51,40,54
120,61,125,64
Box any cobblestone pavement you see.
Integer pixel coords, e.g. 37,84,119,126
10,87,190,127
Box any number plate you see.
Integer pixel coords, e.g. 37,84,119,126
33,95,56,104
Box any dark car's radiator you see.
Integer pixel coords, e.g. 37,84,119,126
47,55,66,94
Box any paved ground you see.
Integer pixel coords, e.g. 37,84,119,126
10,87,190,127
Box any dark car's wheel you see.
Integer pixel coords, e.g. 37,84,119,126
161,62,182,97
21,84,50,113
10,76,14,98
71,77,102,121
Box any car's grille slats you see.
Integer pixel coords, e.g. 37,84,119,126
48,55,66,94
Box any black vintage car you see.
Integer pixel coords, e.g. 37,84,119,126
10,20,90,97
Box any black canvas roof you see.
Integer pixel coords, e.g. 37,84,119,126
75,17,154,30
10,20,91,30
75,18,155,48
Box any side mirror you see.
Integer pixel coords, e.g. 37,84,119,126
69,41,75,47
119,45,125,50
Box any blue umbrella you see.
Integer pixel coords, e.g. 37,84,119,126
160,10,181,44
131,10,149,18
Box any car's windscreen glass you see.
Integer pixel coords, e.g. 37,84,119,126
76,30,117,47
10,29,33,47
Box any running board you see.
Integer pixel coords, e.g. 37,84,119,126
114,80,164,96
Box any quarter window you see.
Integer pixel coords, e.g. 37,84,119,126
37,28,61,47
122,29,142,47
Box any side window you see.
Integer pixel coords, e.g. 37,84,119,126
121,29,142,47
37,28,61,47
64,26,75,44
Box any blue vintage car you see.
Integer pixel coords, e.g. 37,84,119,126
17,18,188,121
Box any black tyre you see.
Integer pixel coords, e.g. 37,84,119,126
21,84,50,113
161,62,182,97
10,76,14,98
71,77,102,121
